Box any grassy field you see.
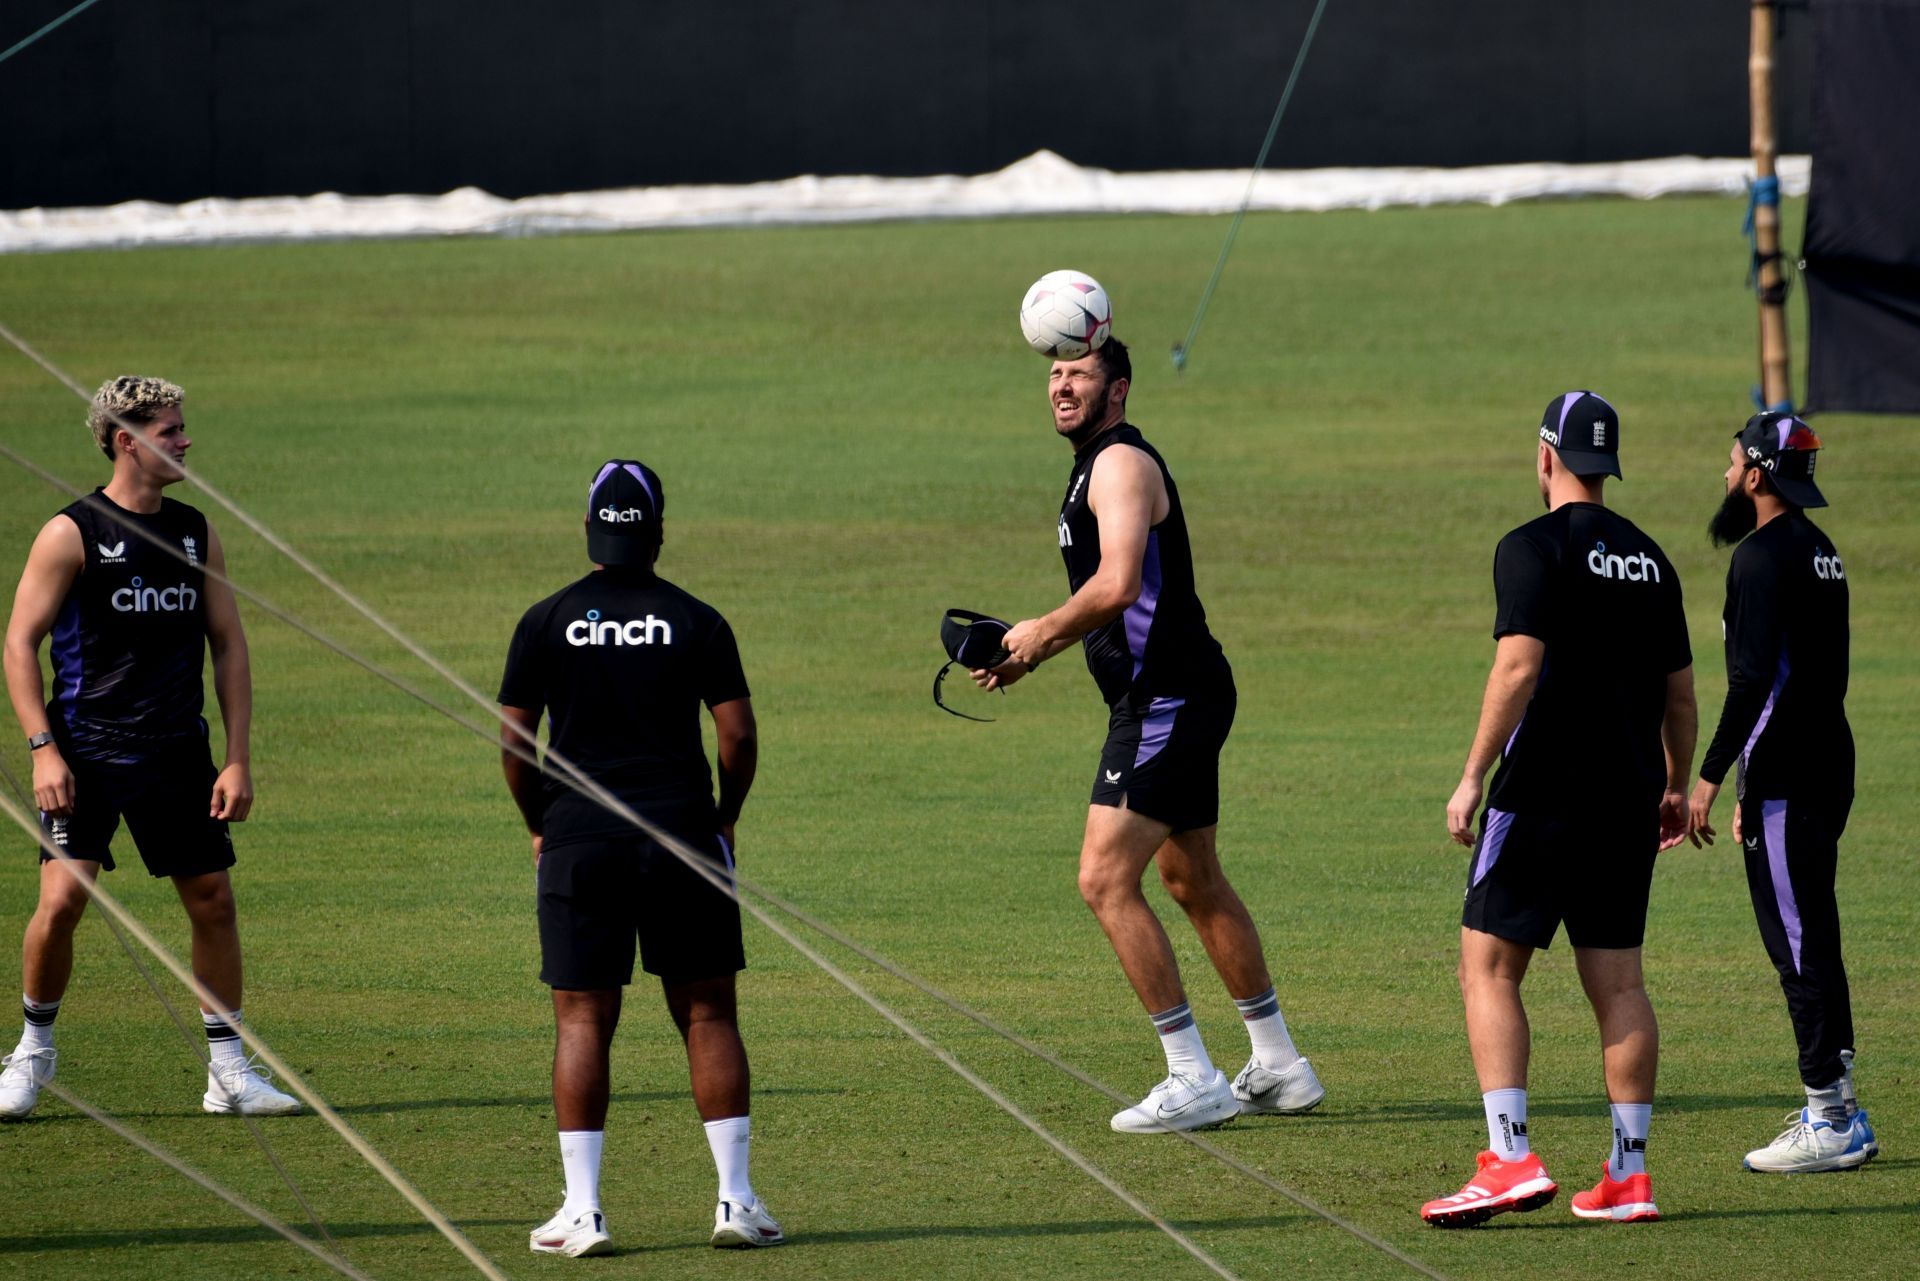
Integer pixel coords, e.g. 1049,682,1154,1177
0,196,1915,1281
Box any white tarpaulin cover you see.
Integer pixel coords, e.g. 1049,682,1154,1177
0,150,1811,254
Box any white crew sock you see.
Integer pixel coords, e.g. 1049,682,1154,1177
203,1008,246,1066
703,1115,755,1206
1608,1103,1651,1178
1232,987,1300,1068
1483,1088,1530,1160
21,993,60,1052
1149,1002,1213,1078
559,1130,605,1216
1839,1048,1860,1117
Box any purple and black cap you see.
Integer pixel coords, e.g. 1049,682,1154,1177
586,459,664,565
1537,390,1623,479
1736,412,1827,509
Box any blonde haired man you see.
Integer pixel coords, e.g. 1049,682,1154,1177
1,376,297,1119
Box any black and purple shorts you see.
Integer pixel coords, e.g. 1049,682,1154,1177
1090,685,1236,834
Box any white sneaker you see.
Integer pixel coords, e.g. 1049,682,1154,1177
1110,1069,1239,1134
530,1206,614,1257
711,1198,785,1248
1743,1108,1874,1173
0,1046,57,1120
1231,1056,1326,1115
203,1054,302,1116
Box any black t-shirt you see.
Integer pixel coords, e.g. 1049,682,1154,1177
498,569,749,845
47,491,211,765
1700,512,1852,800
1483,503,1691,817
1058,423,1229,707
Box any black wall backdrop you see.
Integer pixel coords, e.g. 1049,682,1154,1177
1,0,1813,209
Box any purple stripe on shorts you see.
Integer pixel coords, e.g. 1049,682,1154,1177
1123,532,1163,682
1741,652,1791,768
1762,798,1803,974
1470,808,1515,888
1134,696,1186,770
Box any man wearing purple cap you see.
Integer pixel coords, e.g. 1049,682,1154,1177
1426,391,1696,1228
1689,413,1876,1173
499,460,781,1256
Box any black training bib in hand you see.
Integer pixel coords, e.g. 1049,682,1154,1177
934,609,1010,722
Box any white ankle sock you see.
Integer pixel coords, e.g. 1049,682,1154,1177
1149,1003,1213,1078
1608,1103,1650,1178
21,994,59,1052
559,1130,604,1215
1483,1088,1530,1159
703,1115,755,1205
203,1008,245,1066
1233,987,1299,1068
1807,1081,1849,1128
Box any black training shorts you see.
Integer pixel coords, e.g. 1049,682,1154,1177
37,744,235,878
1461,805,1660,950
536,819,744,989
1090,685,1236,834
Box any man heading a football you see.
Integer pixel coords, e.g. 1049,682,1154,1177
978,336,1324,1134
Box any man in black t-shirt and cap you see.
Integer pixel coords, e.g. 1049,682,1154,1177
500,460,781,1257
1424,392,1696,1229
1688,413,1877,1173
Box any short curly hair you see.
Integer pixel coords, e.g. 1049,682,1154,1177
88,375,185,460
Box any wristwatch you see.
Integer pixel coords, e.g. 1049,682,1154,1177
26,731,56,751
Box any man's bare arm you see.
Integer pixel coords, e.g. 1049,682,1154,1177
4,516,83,817
1444,633,1544,846
989,445,1164,683
500,704,545,865
202,524,254,821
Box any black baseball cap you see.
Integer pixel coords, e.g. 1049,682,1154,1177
1736,412,1827,509
1537,390,1623,479
585,459,664,565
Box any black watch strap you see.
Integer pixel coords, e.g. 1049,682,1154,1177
26,731,56,751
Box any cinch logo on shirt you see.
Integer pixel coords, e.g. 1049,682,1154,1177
111,577,199,613
1813,550,1845,581
1058,516,1073,548
565,608,673,647
1586,541,1660,583
597,506,650,523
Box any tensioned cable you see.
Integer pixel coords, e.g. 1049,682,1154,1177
0,790,512,1281
2,328,1444,1277
0,0,105,68
0,426,1243,1277
41,1079,373,1281
0,765,347,1267
0,752,1243,1281
1170,0,1331,374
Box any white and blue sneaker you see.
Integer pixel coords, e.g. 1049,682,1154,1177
1851,1108,1879,1162
1743,1108,1874,1173
1110,1069,1239,1134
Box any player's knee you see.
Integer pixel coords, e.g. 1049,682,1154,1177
1077,859,1133,914
37,885,90,933
184,881,238,930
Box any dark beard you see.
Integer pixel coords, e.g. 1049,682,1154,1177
1708,488,1758,547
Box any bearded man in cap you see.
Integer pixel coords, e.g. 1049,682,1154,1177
1426,391,1696,1228
500,460,781,1256
1689,413,1877,1174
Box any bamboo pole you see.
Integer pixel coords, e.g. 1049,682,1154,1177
1750,0,1794,411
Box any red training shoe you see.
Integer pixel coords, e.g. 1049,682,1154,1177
1420,1151,1558,1228
1570,1165,1659,1223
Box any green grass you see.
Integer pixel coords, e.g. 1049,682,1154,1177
0,196,1916,1281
